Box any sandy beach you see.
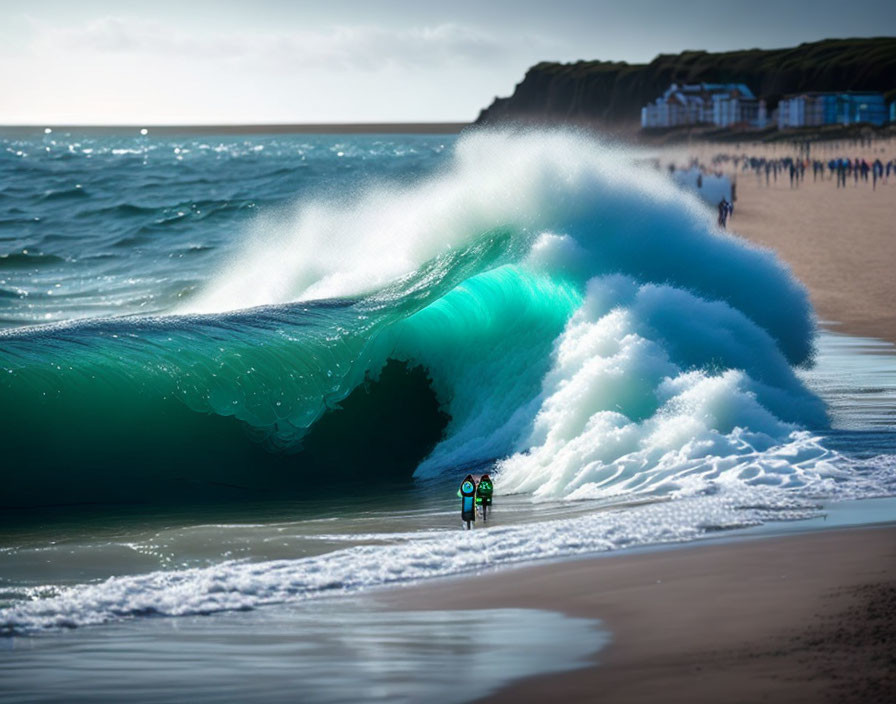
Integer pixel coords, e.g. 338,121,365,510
668,140,896,344
387,525,896,703
730,172,896,344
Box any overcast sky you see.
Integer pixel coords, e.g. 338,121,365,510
2,0,894,124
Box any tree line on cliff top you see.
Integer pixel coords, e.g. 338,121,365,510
475,37,896,127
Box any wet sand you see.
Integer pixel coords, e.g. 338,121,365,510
385,526,896,703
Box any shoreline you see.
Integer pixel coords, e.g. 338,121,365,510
381,523,896,703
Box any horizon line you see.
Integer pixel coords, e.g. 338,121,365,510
0,122,471,135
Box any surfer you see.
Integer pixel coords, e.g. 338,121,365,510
476,474,493,521
458,474,477,529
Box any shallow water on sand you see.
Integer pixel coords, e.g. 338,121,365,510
0,602,607,704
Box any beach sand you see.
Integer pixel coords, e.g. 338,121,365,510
728,171,896,345
386,526,896,703
666,140,896,344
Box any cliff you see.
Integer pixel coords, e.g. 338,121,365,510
475,37,896,127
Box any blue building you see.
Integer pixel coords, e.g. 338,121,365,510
833,93,889,125
778,92,889,128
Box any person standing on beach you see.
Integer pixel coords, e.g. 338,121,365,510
475,474,494,521
717,198,729,229
458,475,477,529
836,159,847,188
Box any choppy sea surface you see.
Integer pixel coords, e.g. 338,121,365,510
1,128,894,701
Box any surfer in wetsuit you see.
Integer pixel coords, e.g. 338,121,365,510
458,474,476,529
476,474,493,521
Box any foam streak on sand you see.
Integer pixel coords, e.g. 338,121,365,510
5,461,896,633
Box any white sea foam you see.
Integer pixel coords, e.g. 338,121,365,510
494,275,829,499
183,131,697,314
671,166,732,204
4,459,894,635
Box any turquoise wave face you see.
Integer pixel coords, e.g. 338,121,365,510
0,130,830,510
0,228,517,507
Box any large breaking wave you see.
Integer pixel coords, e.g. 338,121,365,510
6,129,896,635
0,130,852,510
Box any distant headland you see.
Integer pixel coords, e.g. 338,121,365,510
475,37,896,139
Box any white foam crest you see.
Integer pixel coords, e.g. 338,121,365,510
496,276,832,500
671,166,732,204
182,130,691,314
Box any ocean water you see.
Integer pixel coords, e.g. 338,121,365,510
1,128,895,698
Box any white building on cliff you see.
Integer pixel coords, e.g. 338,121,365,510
641,83,766,129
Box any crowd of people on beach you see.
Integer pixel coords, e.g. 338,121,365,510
652,142,893,233
711,153,896,190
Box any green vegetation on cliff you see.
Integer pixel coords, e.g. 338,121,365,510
476,38,896,126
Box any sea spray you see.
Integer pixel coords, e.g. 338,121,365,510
187,129,823,482
494,275,829,499
185,131,814,363
2,129,823,508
